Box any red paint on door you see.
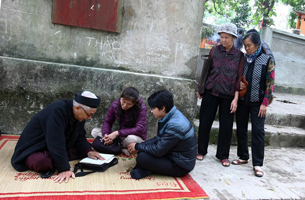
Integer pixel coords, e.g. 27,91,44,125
52,0,123,33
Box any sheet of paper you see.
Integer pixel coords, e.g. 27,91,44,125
80,153,115,165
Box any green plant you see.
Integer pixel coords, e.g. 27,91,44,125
201,26,215,41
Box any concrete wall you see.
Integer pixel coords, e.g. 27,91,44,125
261,27,305,94
0,0,202,78
0,0,204,138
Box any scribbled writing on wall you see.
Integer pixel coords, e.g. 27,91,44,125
86,36,122,61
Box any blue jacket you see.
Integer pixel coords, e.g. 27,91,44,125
135,106,197,172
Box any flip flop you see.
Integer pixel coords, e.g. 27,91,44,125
221,159,230,167
232,159,248,165
253,166,264,177
196,154,204,161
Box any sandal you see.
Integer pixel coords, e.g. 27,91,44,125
232,159,248,165
196,154,204,161
221,159,230,167
253,166,264,177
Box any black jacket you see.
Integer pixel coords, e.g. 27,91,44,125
11,100,92,172
241,53,271,106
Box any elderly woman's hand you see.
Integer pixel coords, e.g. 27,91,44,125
240,81,246,90
196,92,203,99
230,98,238,113
258,105,267,118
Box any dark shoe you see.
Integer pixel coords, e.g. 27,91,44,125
221,159,230,167
232,159,248,165
40,170,55,178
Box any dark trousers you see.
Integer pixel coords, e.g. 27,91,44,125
135,152,189,177
236,103,265,166
197,93,234,160
25,148,84,172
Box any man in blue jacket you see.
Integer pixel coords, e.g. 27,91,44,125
128,90,197,179
11,91,104,183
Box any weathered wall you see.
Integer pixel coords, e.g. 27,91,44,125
0,56,196,136
0,0,202,78
0,0,204,138
261,27,305,94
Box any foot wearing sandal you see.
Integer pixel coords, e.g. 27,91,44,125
221,159,230,167
232,159,248,165
196,154,204,161
253,166,264,177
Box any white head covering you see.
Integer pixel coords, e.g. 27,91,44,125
217,23,238,38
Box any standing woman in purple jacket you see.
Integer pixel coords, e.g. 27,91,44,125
91,87,147,156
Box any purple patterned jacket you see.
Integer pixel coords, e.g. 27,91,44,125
205,45,244,98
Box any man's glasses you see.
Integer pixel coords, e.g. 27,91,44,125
81,106,94,117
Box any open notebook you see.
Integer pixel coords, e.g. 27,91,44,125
79,153,115,165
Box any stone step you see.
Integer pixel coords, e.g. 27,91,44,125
196,93,305,129
193,119,305,148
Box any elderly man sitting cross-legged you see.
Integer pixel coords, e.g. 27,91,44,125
11,91,104,183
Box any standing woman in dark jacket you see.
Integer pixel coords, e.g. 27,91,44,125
128,90,197,179
91,87,147,156
232,32,275,177
196,23,244,167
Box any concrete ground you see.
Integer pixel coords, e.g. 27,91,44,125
2,93,303,199
190,145,305,200
191,93,305,200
